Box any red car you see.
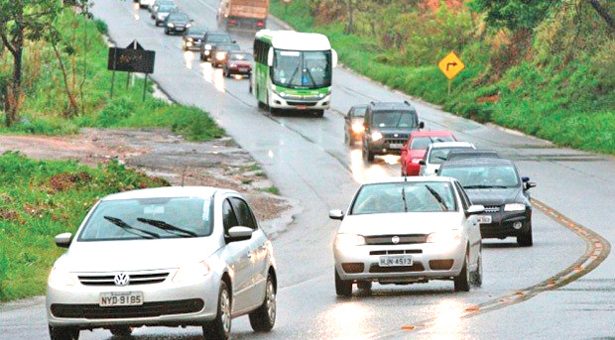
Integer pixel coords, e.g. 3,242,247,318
222,51,253,78
400,130,457,176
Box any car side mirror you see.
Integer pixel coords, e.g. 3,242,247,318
466,205,485,216
227,226,253,242
524,182,536,190
419,159,426,165
232,40,237,43
521,176,529,182
54,232,73,248
329,209,344,220
418,121,425,129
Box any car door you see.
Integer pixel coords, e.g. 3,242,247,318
221,198,253,314
456,182,480,267
229,197,267,310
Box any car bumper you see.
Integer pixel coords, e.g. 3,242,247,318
269,92,331,110
479,210,531,239
366,141,404,155
227,66,252,75
47,272,220,328
334,242,466,283
183,41,203,50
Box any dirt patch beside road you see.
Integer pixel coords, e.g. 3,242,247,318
0,129,299,236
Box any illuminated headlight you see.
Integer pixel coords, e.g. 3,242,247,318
186,23,192,28
215,52,226,60
317,93,325,98
229,63,237,68
504,203,526,212
173,260,210,283
48,265,78,287
187,37,193,41
426,230,462,244
335,234,366,247
351,122,364,134
371,131,383,141
204,44,212,50
167,23,174,28
186,41,192,46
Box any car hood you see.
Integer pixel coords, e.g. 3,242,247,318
465,187,522,206
339,212,463,236
58,237,220,272
377,128,413,136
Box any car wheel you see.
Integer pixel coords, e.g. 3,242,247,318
164,27,169,34
363,147,375,163
454,251,471,292
249,273,276,332
109,326,132,337
517,223,533,247
471,251,483,287
313,109,324,118
203,280,232,340
357,281,372,291
49,325,79,340
335,269,352,297
155,20,160,26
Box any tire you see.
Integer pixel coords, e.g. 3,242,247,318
313,109,324,118
357,281,372,290
49,325,79,340
155,20,160,26
164,28,169,34
454,252,471,292
335,269,352,297
203,281,232,340
249,274,276,332
363,147,375,163
517,223,533,247
109,326,132,337
471,251,483,287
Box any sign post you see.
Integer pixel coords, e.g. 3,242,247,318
107,40,156,101
437,51,465,96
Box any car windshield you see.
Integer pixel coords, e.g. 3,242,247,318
351,182,457,214
352,106,367,118
372,111,417,128
187,28,205,35
168,13,188,21
208,34,232,43
217,44,239,51
230,53,253,61
272,49,332,88
429,147,473,164
78,197,212,241
440,165,520,188
411,135,454,149
159,5,175,12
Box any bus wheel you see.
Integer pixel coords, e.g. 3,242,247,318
313,110,324,118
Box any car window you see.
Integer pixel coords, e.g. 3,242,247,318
440,165,520,188
230,197,258,230
454,182,470,210
372,111,417,128
351,182,457,215
208,34,232,43
429,147,472,164
352,106,366,118
222,199,239,234
411,136,454,150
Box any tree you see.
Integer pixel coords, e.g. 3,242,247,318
0,0,61,127
588,0,614,31
469,0,561,32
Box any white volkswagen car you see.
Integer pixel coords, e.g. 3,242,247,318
330,177,484,297
419,142,476,176
47,186,277,340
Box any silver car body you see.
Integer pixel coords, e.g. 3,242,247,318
420,142,476,176
333,177,482,285
47,186,276,330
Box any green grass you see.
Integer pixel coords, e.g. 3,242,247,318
270,1,615,154
262,186,280,195
0,9,224,142
0,152,169,301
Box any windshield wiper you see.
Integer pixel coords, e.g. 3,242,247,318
136,217,198,238
286,65,301,86
401,187,409,212
303,67,317,86
424,185,449,211
104,216,160,239
464,184,509,189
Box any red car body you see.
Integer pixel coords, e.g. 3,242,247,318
400,130,457,176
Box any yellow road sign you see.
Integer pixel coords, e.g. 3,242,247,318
438,52,465,80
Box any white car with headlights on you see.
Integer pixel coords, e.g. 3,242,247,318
330,177,484,297
47,186,277,340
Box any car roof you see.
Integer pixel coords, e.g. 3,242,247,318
446,150,500,161
429,142,475,149
361,176,456,186
441,157,514,167
369,101,416,111
410,130,454,137
102,186,231,201
352,104,368,109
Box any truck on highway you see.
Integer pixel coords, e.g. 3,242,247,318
251,30,338,117
217,0,269,30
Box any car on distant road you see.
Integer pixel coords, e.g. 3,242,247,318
419,142,476,176
400,130,456,176
163,12,192,35
439,157,536,246
329,177,484,297
47,186,277,340
182,26,207,51
210,43,241,68
362,101,425,163
344,104,368,145
223,51,254,77
150,0,175,14
200,31,235,62
153,3,177,26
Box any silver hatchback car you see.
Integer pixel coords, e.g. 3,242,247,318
46,186,277,339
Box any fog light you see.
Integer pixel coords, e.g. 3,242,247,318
513,221,523,230
341,263,364,273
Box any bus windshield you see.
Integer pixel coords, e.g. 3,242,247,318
272,50,331,88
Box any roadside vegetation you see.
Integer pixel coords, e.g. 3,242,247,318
271,0,615,153
0,4,223,141
0,152,168,301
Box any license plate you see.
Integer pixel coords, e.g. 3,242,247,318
476,215,492,224
238,68,248,72
389,143,403,149
379,255,413,267
99,291,143,307
296,105,307,110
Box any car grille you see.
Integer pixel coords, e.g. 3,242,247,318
484,205,501,213
385,138,406,145
369,263,424,273
50,299,204,319
369,249,422,255
78,271,170,286
383,133,409,140
365,234,427,245
287,101,318,106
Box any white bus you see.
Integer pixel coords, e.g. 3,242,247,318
251,30,337,117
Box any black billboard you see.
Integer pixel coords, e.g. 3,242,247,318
107,41,155,74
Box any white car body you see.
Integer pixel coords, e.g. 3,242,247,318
330,177,484,296
47,186,277,339
420,142,476,176
139,0,155,8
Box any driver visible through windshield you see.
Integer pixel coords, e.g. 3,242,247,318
372,111,418,129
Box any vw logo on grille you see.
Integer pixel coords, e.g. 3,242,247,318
114,273,130,286
394,133,399,137
391,236,400,244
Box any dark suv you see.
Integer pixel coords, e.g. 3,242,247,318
362,101,424,162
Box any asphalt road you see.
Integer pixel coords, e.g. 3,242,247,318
1,1,613,339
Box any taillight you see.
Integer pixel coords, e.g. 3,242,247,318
256,21,265,27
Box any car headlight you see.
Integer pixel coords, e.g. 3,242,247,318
204,44,212,50
167,23,174,28
426,230,462,244
173,260,210,283
504,203,526,212
371,131,383,141
335,234,366,247
48,265,78,287
186,23,192,28
351,122,364,134
215,52,226,60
